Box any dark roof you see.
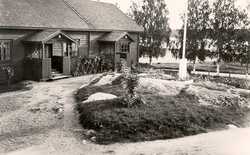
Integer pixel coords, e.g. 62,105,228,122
99,31,134,42
65,0,144,32
0,0,89,30
0,0,143,32
24,30,77,43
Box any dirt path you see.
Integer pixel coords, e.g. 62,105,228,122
0,75,99,154
1,75,250,155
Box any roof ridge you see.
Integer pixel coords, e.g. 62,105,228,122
62,0,95,29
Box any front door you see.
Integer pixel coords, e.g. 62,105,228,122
45,43,63,73
45,35,73,76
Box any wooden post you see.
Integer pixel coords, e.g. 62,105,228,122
61,42,64,57
42,43,45,59
114,42,117,72
68,43,71,74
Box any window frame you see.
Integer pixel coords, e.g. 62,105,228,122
119,41,130,54
71,39,80,57
0,39,12,63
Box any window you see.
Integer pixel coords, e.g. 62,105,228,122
119,42,130,53
71,39,80,56
0,40,11,61
63,42,68,56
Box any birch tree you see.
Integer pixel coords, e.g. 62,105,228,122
130,0,171,64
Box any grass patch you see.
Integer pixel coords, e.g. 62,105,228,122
152,63,249,75
193,75,250,90
76,79,250,144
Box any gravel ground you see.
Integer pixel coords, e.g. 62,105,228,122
0,75,99,154
1,74,250,155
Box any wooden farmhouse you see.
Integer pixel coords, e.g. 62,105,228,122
0,0,143,83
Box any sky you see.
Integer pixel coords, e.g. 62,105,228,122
98,0,249,29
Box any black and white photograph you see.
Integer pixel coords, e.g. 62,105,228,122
0,0,249,154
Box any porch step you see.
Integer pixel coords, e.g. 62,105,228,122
49,75,71,81
49,71,71,81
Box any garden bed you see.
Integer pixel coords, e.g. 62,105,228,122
75,74,250,144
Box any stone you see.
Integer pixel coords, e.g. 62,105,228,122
83,93,117,103
227,124,238,129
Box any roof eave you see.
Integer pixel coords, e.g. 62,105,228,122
0,26,144,33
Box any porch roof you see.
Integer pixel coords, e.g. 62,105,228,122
98,31,135,42
24,30,77,43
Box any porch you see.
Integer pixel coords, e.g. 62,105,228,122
23,30,77,81
98,31,135,71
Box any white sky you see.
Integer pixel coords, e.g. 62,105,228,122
98,0,249,29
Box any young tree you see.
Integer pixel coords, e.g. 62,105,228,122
171,0,211,71
234,24,250,75
130,0,171,64
210,0,248,74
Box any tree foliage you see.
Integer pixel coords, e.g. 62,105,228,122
170,0,211,63
130,0,171,64
170,0,249,74
210,0,248,63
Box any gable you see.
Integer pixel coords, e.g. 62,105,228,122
24,30,77,43
98,31,135,42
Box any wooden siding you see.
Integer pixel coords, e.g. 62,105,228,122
90,32,106,57
63,57,71,75
0,29,140,83
0,68,7,84
24,58,51,81
41,58,52,80
0,29,37,83
53,42,62,56
65,31,89,57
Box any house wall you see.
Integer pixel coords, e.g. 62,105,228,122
65,31,89,57
0,30,140,84
0,29,37,84
90,32,140,67
89,32,106,57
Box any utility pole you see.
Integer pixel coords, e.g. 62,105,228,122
179,0,188,80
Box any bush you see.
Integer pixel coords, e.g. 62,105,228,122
0,65,14,86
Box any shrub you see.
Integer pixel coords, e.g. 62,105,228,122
71,57,113,76
119,59,142,107
1,65,14,86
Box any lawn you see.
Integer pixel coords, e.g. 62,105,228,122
75,73,250,144
152,62,250,75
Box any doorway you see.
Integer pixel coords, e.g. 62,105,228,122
45,43,63,73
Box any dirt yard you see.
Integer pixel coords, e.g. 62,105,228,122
0,74,250,155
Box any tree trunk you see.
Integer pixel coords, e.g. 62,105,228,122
216,53,220,75
149,48,154,65
149,56,152,65
193,57,198,73
247,50,249,76
216,62,220,75
246,62,249,76
193,60,196,72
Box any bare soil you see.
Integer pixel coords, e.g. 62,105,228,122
0,74,250,155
